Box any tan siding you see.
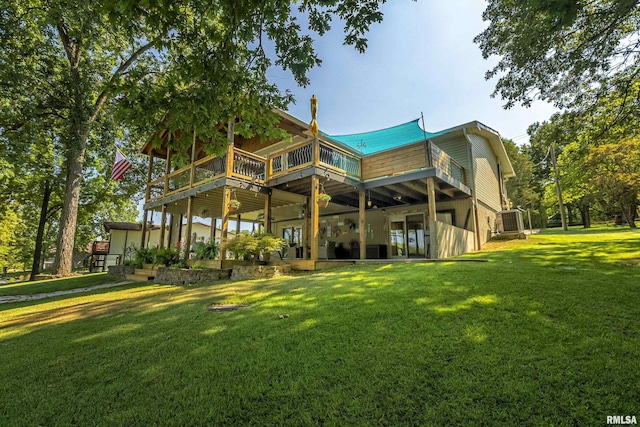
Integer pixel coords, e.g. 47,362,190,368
430,134,471,169
476,201,498,245
361,143,427,180
468,133,501,211
432,221,475,258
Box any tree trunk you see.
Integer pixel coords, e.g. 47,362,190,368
53,138,86,275
581,200,591,228
53,25,90,276
30,180,52,280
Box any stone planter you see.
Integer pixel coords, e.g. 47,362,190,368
108,265,137,280
187,259,222,269
230,265,291,281
154,267,232,286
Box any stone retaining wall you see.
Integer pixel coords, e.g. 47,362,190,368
230,265,291,281
154,267,232,285
107,265,136,280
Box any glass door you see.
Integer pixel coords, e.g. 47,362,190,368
406,214,426,258
389,218,406,258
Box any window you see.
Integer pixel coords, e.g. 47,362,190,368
283,227,302,246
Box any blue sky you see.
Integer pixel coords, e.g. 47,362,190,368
271,1,557,145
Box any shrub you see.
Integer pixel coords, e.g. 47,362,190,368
194,241,219,260
191,262,206,269
170,261,188,269
223,232,286,263
134,247,158,265
154,247,180,267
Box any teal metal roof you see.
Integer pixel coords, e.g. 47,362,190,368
326,119,445,155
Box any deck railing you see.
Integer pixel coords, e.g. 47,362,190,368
146,146,269,201
167,168,192,193
318,142,361,178
430,143,465,184
232,149,266,182
194,154,227,183
268,141,313,177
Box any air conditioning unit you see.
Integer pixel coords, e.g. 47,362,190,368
496,210,524,234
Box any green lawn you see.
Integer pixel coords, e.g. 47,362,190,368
0,272,116,297
0,227,638,425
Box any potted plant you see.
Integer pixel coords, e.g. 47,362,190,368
228,199,241,213
317,193,332,208
197,207,211,218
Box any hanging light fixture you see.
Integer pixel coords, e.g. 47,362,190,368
367,189,372,208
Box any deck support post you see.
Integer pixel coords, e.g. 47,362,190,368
303,198,309,260
184,196,194,261
264,191,272,234
210,218,216,243
359,190,366,260
221,187,231,261
310,176,319,261
159,204,167,249
140,209,148,249
427,177,438,259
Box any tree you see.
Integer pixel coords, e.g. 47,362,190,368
503,139,538,210
586,138,640,227
1,1,393,276
475,0,640,109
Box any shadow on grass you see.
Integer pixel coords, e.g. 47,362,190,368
0,230,639,425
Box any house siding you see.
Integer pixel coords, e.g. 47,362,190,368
431,134,470,169
477,201,498,245
468,133,501,212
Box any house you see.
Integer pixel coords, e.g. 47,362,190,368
138,109,515,269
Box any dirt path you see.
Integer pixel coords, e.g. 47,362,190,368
0,281,133,304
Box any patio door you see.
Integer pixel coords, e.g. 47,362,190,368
389,214,426,258
389,217,406,258
406,214,426,258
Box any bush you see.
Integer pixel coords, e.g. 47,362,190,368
191,262,206,269
194,241,219,260
170,261,188,269
134,247,158,265
154,247,180,267
223,232,286,263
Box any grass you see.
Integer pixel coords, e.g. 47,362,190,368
0,273,115,297
0,226,638,425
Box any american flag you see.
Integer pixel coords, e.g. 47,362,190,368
111,148,132,180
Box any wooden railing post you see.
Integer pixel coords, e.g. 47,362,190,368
312,137,320,166
266,155,273,181
164,148,172,197
189,131,197,188
145,153,154,201
226,119,235,178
